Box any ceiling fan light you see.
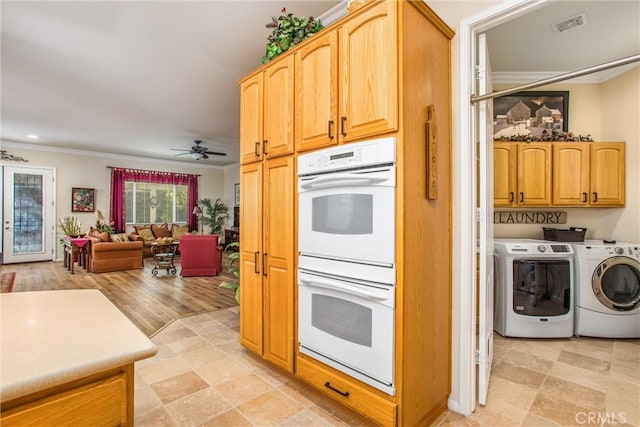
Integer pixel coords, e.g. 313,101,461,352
191,152,203,160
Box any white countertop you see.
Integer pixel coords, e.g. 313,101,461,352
0,289,157,402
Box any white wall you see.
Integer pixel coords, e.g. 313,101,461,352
1,143,226,260
493,67,640,243
223,163,240,232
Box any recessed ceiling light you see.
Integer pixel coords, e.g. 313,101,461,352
27,134,39,139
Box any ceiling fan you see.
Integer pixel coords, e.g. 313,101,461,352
171,140,227,160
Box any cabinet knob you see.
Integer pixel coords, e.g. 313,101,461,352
328,120,334,140
582,192,588,203
519,192,524,203
254,252,260,274
254,142,260,157
593,192,598,203
263,140,268,155
509,192,514,203
262,253,268,277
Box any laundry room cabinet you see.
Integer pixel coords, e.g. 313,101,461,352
494,142,552,206
552,142,625,207
294,0,397,152
239,55,294,164
239,156,295,373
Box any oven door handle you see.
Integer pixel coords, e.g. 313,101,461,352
300,173,388,190
299,275,390,301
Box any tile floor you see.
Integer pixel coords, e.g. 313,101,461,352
134,308,639,426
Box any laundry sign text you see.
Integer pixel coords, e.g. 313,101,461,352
494,211,567,224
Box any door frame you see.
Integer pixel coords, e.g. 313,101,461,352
452,0,549,416
1,164,57,264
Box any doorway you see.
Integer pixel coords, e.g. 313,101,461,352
2,165,56,264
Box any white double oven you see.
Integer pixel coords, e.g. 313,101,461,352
297,137,396,395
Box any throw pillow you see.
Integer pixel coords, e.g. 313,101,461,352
91,230,110,242
171,224,190,239
137,228,155,242
134,224,152,235
151,223,170,238
110,233,129,242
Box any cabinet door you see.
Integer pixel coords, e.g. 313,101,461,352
263,156,295,372
295,31,338,152
239,73,264,164
240,163,263,354
552,143,590,205
590,142,625,206
517,143,551,206
264,55,294,159
339,1,397,142
493,143,516,206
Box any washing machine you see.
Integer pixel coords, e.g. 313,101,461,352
493,239,574,338
572,241,640,338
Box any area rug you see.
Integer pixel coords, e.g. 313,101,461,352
0,272,16,293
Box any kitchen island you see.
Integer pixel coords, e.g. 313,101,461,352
0,289,157,426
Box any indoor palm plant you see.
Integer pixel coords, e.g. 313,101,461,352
198,197,229,236
262,8,324,64
219,242,240,303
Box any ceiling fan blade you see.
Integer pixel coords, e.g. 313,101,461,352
202,153,209,159
203,150,227,156
173,152,189,156
170,148,190,152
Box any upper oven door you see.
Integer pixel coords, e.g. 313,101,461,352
298,166,395,266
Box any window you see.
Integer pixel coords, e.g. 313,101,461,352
125,182,188,224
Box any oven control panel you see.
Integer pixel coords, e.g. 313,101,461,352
298,137,396,175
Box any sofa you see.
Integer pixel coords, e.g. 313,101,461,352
86,234,144,273
129,223,193,258
179,234,223,277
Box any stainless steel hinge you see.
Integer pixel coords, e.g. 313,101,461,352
474,349,481,365
475,207,483,222
475,65,485,81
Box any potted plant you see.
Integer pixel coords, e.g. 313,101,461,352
219,242,240,303
198,197,229,237
58,216,84,238
262,8,324,64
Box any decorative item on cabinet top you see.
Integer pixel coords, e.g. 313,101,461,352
493,91,569,140
262,8,324,64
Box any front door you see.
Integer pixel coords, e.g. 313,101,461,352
2,165,55,264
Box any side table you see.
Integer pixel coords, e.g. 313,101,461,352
63,237,90,274
150,242,179,276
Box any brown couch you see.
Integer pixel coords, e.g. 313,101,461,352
86,236,144,273
129,223,193,258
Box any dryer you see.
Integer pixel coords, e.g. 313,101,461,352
494,239,574,338
572,241,640,338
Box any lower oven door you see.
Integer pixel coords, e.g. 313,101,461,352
298,270,395,395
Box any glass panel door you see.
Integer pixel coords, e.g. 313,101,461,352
2,166,55,263
513,260,571,316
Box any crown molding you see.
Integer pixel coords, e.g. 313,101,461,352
317,0,348,26
0,140,226,170
492,63,638,85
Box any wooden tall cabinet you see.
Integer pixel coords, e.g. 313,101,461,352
553,142,625,206
239,157,295,373
294,0,397,152
239,1,454,425
494,142,552,207
240,55,294,164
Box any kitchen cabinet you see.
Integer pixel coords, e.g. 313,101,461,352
239,55,294,164
239,156,294,372
553,142,625,207
494,142,552,207
294,0,397,152
239,1,454,425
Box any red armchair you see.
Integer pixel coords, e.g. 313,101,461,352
179,234,223,277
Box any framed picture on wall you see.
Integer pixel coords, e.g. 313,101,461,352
234,183,240,206
493,91,569,140
71,187,95,212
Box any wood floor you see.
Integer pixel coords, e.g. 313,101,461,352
0,257,239,336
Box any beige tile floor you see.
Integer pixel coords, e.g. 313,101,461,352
134,309,639,426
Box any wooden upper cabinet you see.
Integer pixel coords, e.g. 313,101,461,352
264,55,295,159
295,31,338,152
493,142,517,206
517,143,552,206
590,142,625,206
239,73,263,164
339,0,398,142
553,143,590,205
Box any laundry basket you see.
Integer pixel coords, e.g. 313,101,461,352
542,227,587,242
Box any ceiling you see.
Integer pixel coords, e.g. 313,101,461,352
1,1,638,167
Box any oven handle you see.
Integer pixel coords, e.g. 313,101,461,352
299,275,390,301
300,173,388,190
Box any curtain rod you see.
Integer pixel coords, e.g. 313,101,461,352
471,54,640,104
106,166,201,177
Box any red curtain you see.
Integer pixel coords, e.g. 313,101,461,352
109,168,199,231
